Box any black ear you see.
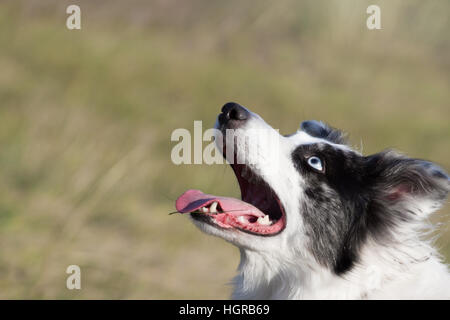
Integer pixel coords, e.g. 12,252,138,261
300,120,347,145
367,150,449,215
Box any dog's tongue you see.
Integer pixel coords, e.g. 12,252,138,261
175,189,265,218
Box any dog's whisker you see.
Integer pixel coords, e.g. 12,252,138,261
168,209,257,216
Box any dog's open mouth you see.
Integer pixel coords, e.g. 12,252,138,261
175,164,286,236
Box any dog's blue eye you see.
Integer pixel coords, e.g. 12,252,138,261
307,156,323,172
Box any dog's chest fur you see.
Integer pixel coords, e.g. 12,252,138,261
232,244,450,299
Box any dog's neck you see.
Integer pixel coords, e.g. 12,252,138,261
231,238,450,299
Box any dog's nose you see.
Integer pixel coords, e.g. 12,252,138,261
219,102,249,126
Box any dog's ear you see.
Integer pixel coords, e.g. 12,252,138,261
300,120,347,145
366,150,449,217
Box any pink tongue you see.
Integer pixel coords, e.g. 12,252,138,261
175,189,265,218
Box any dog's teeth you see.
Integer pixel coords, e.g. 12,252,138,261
237,216,247,224
201,207,209,213
257,215,271,225
210,201,218,214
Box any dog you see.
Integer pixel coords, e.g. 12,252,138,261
175,102,450,299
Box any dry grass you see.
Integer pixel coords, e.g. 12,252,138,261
0,0,448,299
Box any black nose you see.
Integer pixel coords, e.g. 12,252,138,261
221,102,249,121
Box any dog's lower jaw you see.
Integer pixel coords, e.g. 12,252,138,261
231,242,450,300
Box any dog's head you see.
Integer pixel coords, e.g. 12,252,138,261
176,103,449,274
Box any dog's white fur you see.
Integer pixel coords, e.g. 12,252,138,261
232,227,450,299
191,109,450,299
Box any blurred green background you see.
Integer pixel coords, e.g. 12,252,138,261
0,0,448,299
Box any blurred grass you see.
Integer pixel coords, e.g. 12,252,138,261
0,0,448,299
